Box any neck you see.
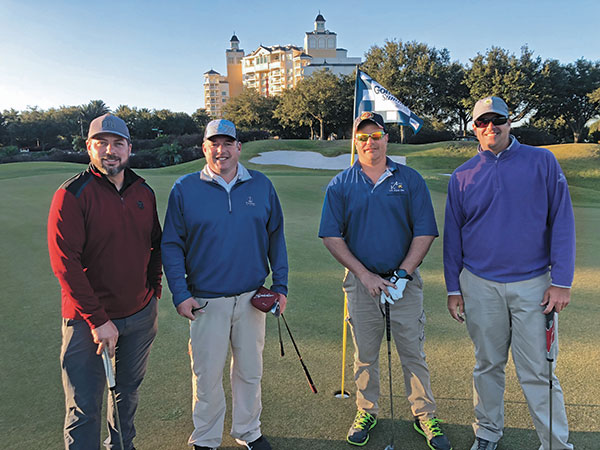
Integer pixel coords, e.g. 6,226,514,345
220,166,238,183
359,158,387,183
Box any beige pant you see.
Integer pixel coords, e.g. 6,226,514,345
461,269,573,450
187,290,266,448
344,270,437,419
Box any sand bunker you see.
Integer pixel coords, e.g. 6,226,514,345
249,151,406,170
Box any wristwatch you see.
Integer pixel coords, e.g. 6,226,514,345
395,269,413,281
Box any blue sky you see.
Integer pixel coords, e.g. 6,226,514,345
1,0,598,114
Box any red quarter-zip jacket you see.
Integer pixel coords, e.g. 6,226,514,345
48,164,162,329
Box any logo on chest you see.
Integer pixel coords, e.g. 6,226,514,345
389,181,405,193
137,201,144,209
245,196,256,207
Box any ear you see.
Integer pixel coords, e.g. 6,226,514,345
236,141,242,152
86,139,92,154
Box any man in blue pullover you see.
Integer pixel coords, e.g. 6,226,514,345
162,119,288,450
444,97,575,450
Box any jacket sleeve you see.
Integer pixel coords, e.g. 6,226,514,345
443,175,464,293
148,193,163,298
161,184,194,306
547,155,575,287
266,183,289,296
47,189,109,328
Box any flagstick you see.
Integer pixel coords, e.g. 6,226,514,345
335,66,360,400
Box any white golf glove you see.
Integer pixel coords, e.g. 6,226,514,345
380,275,410,304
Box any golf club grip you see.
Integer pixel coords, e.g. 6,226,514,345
281,314,318,394
385,302,391,341
102,348,116,389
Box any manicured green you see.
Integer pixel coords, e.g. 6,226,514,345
1,140,599,449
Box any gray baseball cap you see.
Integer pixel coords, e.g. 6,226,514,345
473,96,509,121
88,114,131,141
204,119,237,140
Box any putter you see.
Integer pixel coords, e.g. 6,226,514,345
545,309,556,450
102,347,125,450
280,313,318,394
383,302,395,450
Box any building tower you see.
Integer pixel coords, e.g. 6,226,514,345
226,34,244,98
304,13,337,59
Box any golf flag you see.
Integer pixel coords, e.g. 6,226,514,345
355,68,424,134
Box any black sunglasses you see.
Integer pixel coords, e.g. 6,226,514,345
474,116,508,128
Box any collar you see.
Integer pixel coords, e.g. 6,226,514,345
200,162,251,184
89,164,138,193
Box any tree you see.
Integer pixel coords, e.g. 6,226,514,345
274,69,348,140
192,108,211,131
223,88,279,133
465,46,542,122
79,100,110,137
438,61,471,135
533,59,600,142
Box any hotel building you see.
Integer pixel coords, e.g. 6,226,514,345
204,14,361,117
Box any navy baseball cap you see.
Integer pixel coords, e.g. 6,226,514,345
354,111,386,132
88,114,130,141
204,119,237,140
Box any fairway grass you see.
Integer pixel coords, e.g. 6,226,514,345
1,141,599,449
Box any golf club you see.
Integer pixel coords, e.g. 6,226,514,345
277,316,285,357
102,347,125,450
334,298,351,399
383,302,395,450
280,313,318,394
545,308,556,450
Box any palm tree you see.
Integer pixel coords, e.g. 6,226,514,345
78,100,110,137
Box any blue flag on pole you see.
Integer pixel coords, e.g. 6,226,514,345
354,69,424,134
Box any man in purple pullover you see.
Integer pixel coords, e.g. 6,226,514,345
443,97,575,450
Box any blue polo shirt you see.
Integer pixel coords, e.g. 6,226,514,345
319,158,438,274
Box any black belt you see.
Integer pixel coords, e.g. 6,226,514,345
378,270,396,279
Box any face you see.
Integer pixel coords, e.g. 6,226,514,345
473,113,511,153
355,122,388,166
86,133,131,177
202,135,241,181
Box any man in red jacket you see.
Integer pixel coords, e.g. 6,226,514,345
48,113,162,450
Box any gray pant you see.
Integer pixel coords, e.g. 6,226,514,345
344,270,437,418
61,297,158,450
461,269,573,450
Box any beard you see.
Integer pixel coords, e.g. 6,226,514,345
99,156,128,177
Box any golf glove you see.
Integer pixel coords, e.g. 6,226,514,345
380,272,411,304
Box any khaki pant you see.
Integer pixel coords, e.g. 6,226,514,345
187,290,266,448
344,270,437,419
461,269,573,450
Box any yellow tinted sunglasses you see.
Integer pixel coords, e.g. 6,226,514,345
355,131,386,141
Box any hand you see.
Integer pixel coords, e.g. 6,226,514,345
380,278,409,304
448,294,465,323
176,297,203,320
91,320,119,357
541,286,571,313
358,271,396,298
277,294,287,315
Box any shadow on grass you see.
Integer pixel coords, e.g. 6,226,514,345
213,419,599,450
